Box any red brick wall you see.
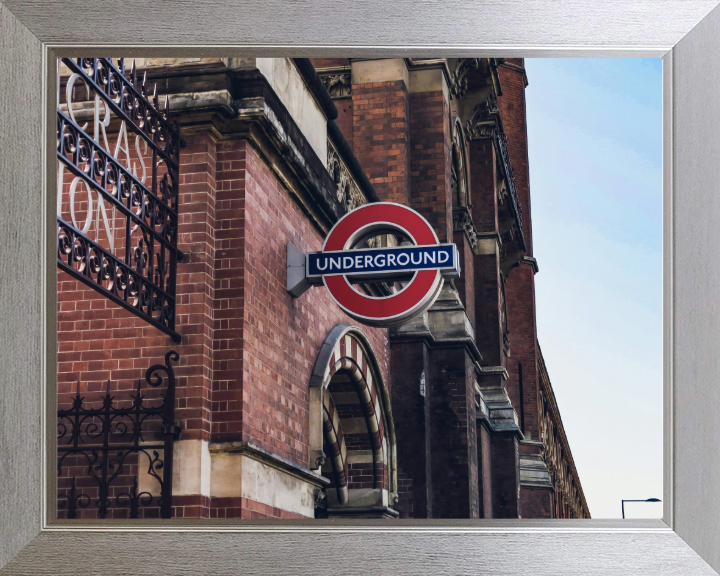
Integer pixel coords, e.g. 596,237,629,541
490,434,520,518
235,141,389,465
352,81,410,205
498,59,533,255
309,58,350,68
390,340,431,518
496,60,541,442
428,347,478,518
57,131,391,517
453,231,476,334
520,489,553,518
474,253,504,368
335,97,354,149
505,266,539,437
469,140,498,233
477,423,493,518
210,497,305,519
57,131,218,440
409,91,452,242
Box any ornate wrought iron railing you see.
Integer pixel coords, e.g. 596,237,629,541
57,58,182,341
57,351,181,519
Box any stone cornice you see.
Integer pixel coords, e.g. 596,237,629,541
521,255,539,274
390,281,483,365
405,58,453,92
168,70,359,234
137,62,376,235
519,453,554,490
475,384,523,438
209,441,331,487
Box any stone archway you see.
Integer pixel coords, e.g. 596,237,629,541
309,323,398,518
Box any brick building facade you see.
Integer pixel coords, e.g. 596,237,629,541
56,57,589,520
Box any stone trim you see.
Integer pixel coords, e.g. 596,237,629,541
390,282,484,365
521,255,539,274
326,505,400,519
291,58,339,120
477,385,522,436
350,58,409,88
519,453,554,489
140,63,374,235
208,441,330,488
480,365,510,380
308,324,398,504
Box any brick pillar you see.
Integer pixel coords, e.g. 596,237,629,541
335,96,354,149
453,231,476,334
171,130,218,519
409,89,452,242
351,59,410,205
477,421,493,518
469,140,505,368
490,433,521,518
497,58,554,518
521,479,554,517
391,341,432,518
497,58,538,436
211,138,247,444
175,132,217,441
428,346,478,518
504,268,538,435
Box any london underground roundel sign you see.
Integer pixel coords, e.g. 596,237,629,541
304,203,460,327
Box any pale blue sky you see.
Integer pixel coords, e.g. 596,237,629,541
524,58,663,519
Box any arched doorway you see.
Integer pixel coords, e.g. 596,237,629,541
309,323,398,518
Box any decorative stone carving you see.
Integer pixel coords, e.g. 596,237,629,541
389,491,399,506
310,449,326,470
451,118,469,207
327,141,368,214
499,275,511,357
464,92,499,142
313,487,327,506
503,331,511,357
450,58,480,98
452,207,478,254
320,72,352,99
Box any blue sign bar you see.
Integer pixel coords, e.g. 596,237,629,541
306,244,460,280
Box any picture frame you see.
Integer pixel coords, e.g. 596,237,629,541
1,0,720,573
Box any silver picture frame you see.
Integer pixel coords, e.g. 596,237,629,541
1,1,720,573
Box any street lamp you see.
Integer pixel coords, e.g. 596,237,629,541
621,498,661,519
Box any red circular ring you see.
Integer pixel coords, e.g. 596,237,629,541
323,203,441,324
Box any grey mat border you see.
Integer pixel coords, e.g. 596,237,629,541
2,1,720,574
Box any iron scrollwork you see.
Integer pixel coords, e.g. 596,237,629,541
57,58,182,342
57,350,181,519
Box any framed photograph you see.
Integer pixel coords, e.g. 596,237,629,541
2,1,720,574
